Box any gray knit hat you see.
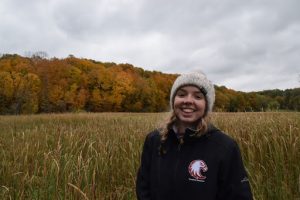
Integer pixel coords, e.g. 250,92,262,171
170,72,215,113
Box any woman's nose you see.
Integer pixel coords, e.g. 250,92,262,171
183,94,193,104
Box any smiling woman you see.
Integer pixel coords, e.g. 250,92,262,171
136,72,253,200
173,86,206,133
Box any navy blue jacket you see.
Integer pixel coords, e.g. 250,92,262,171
136,125,253,200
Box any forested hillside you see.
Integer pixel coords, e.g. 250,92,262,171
0,54,299,114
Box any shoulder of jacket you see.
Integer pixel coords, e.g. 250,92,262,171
145,129,161,143
146,129,160,137
207,127,238,152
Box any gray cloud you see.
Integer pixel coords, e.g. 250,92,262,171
0,0,299,91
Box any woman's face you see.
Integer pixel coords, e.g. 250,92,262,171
173,85,206,127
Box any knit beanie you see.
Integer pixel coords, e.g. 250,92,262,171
170,72,215,113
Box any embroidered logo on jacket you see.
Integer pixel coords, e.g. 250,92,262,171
188,160,208,182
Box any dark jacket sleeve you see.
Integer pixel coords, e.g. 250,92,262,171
136,132,154,200
217,141,253,200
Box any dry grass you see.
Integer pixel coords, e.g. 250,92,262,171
0,112,299,200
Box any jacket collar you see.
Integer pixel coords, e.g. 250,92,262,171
170,123,218,143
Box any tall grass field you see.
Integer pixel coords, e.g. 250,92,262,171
0,112,299,199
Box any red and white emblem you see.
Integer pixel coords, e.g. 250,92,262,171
188,160,208,180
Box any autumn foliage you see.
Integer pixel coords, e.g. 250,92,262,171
0,54,299,114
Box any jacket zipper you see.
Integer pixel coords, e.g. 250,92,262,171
172,141,183,197
174,140,183,173
174,139,183,176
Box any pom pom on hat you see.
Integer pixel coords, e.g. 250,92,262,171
170,72,215,113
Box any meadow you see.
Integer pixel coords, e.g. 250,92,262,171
0,112,299,200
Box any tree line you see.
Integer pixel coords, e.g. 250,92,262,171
0,54,299,114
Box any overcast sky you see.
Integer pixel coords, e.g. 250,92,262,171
1,0,299,92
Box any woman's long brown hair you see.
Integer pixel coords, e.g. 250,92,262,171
157,111,210,155
158,111,210,143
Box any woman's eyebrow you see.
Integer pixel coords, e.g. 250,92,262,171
177,89,202,94
177,88,187,92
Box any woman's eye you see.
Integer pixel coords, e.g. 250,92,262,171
177,93,185,97
176,92,186,97
195,94,204,99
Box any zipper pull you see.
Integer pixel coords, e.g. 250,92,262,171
178,138,184,151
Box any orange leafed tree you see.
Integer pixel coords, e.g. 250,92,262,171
0,54,299,114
